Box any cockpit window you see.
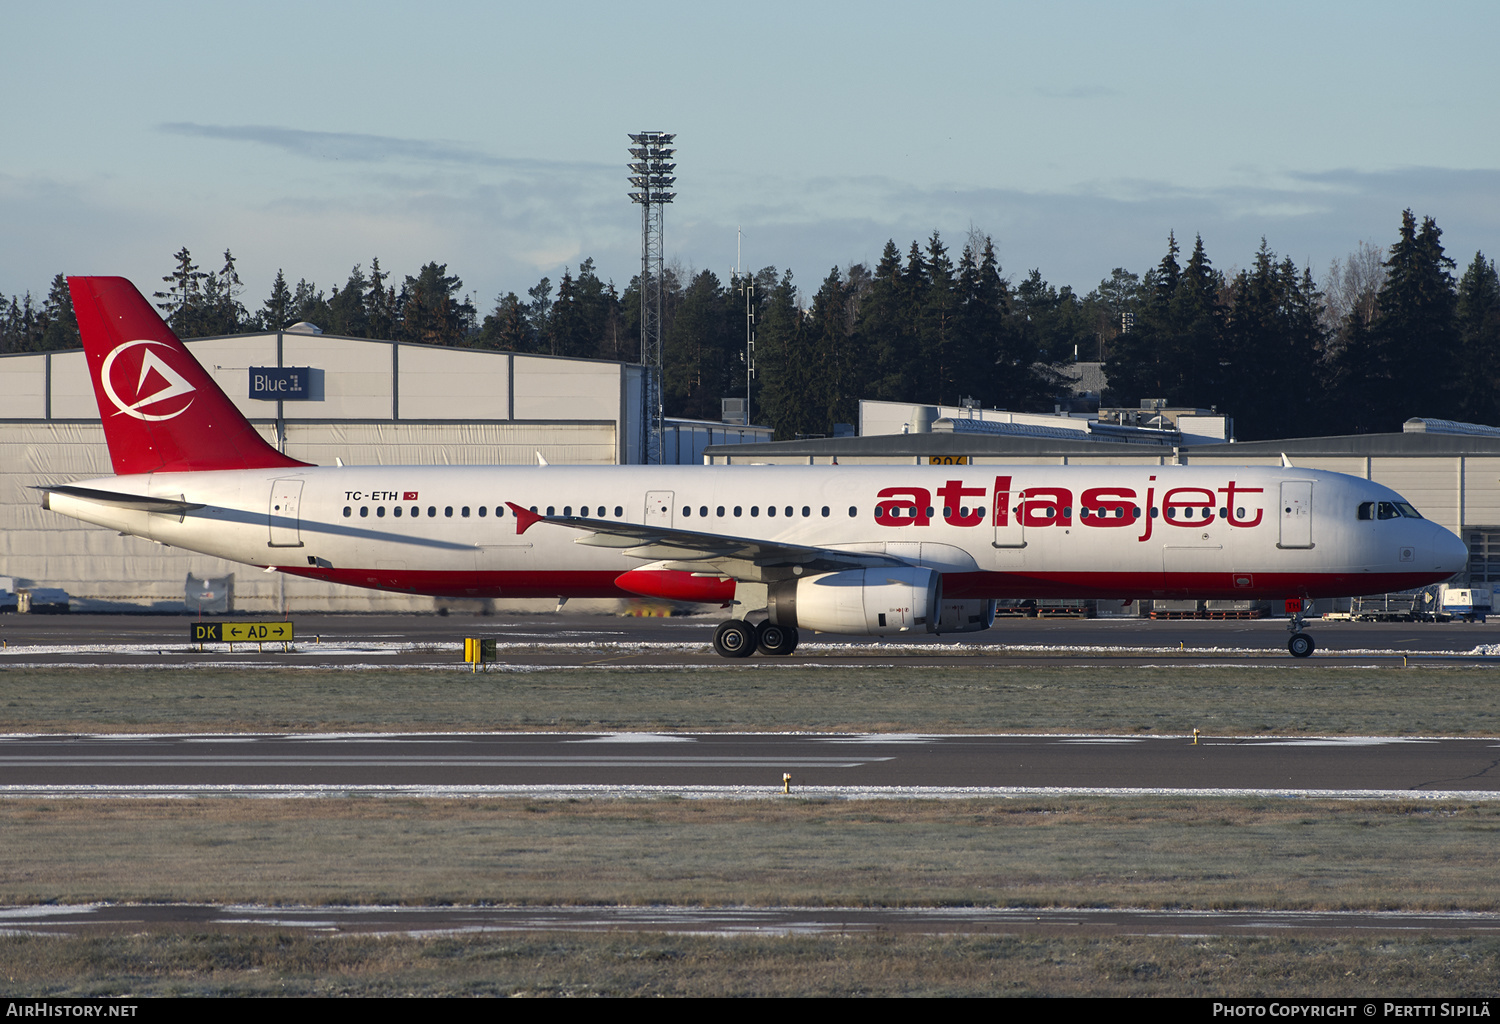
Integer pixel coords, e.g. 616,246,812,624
1368,503,1422,524
1369,500,1424,521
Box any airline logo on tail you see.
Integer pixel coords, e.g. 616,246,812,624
100,339,198,421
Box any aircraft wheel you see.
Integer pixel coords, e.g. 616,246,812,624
713,619,756,658
1288,632,1316,658
756,622,799,656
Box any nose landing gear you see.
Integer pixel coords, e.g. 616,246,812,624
1285,597,1316,658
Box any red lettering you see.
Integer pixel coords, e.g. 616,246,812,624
1079,487,1138,528
1218,481,1265,527
992,476,1013,527
876,487,932,527
1162,487,1216,526
1138,485,1155,542
1021,487,1072,528
937,479,988,526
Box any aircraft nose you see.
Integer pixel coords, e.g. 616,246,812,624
1435,526,1468,575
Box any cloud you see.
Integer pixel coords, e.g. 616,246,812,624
159,123,610,174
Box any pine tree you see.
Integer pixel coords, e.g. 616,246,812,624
198,250,247,335
755,270,816,439
662,270,732,420
2,293,43,352
38,274,80,350
860,241,907,401
261,270,293,331
400,263,473,346
155,247,207,335
1362,210,1460,426
547,268,590,358
1106,232,1194,406
921,232,960,404
1219,241,1325,440
366,258,396,340
526,277,553,347
1167,234,1224,406
290,279,330,329
569,258,619,360
328,265,370,337
1456,251,1500,423
477,292,533,351
957,237,1049,411
802,266,868,432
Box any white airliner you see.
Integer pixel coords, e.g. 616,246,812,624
43,277,1467,658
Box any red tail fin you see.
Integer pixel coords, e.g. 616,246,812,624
67,276,309,475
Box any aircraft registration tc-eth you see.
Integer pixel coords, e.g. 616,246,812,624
42,277,1468,658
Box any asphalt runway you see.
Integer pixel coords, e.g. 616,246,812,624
3,612,1500,668
4,731,1498,799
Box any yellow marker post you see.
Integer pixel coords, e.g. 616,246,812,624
782,773,791,794
463,638,497,672
1193,728,1200,746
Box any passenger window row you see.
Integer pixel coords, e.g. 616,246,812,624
341,504,629,520
338,502,1269,524
344,505,498,519
682,505,838,519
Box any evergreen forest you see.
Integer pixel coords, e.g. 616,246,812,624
5,211,1498,443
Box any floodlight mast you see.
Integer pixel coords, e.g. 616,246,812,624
628,132,675,465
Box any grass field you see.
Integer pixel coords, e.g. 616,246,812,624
6,931,1499,997
2,797,1497,910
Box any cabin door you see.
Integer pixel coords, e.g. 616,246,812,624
645,490,674,530
268,479,304,547
1278,481,1314,549
992,487,1025,548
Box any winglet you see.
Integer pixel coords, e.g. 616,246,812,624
507,501,544,535
1280,452,1293,468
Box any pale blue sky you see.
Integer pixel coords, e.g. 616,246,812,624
4,1,1497,312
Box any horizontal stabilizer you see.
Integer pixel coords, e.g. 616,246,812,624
39,484,204,514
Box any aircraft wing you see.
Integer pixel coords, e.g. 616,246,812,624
506,502,906,582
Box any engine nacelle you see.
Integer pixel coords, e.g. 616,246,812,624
935,598,996,634
767,567,941,636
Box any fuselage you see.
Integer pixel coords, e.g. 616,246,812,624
45,463,1468,603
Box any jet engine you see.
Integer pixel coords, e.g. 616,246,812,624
935,598,996,634
767,566,940,635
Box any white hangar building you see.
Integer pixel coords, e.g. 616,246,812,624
1,328,769,612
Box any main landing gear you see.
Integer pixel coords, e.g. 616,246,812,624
1286,599,1316,658
712,619,800,658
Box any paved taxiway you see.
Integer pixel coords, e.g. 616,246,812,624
3,613,1499,668
4,731,1497,799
